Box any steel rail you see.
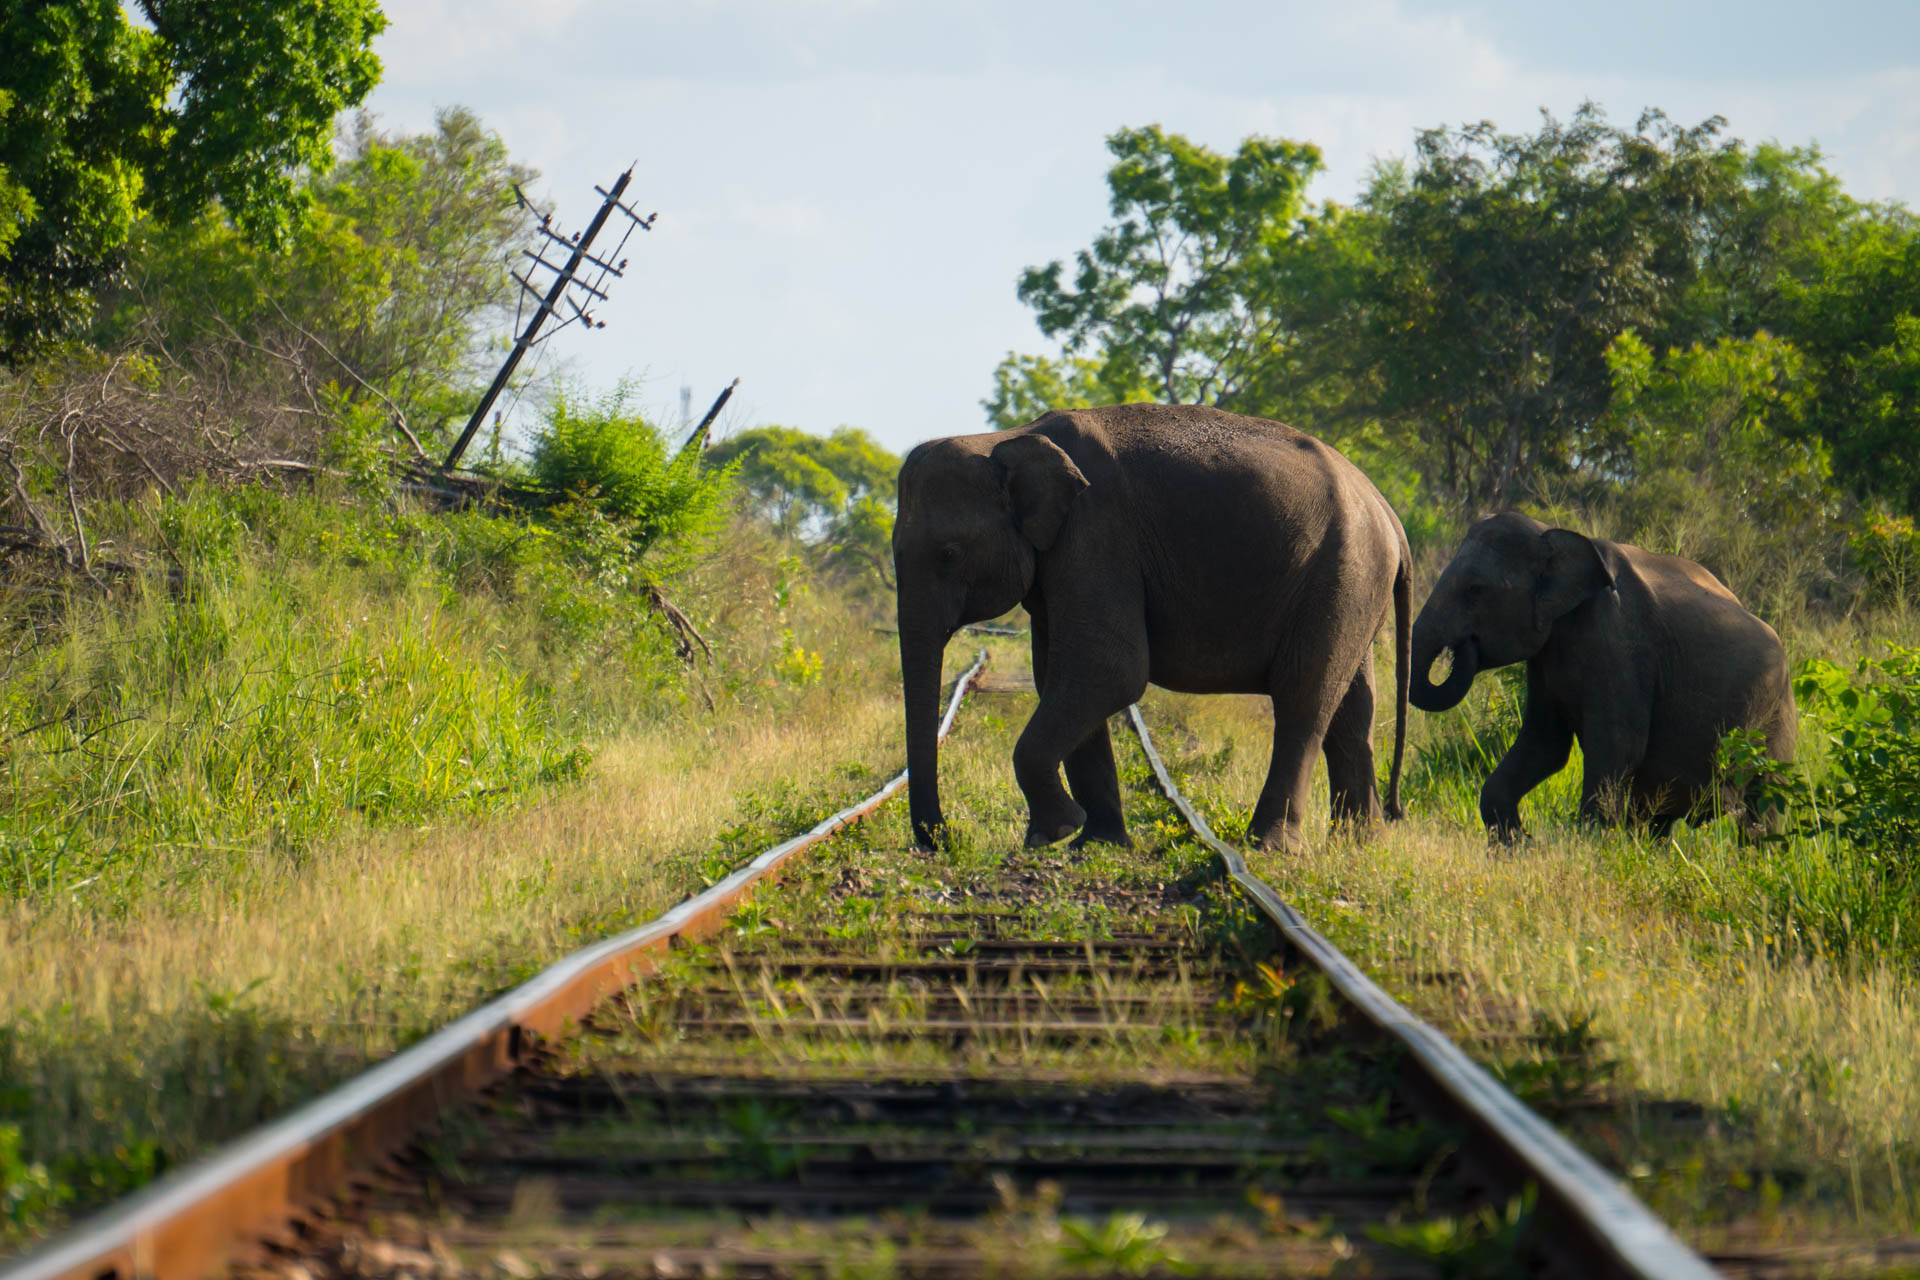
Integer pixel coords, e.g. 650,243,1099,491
1123,703,1716,1280
0,653,990,1280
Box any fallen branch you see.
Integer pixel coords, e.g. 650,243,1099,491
643,583,712,664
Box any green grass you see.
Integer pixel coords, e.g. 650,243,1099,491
1138,623,1920,1251
0,483,908,1248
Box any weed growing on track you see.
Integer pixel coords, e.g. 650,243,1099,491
1140,622,1920,1247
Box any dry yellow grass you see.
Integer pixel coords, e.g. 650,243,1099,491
0,638,980,1242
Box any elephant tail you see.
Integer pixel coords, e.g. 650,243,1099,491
1386,548,1411,820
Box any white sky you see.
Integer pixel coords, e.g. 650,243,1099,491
361,0,1920,455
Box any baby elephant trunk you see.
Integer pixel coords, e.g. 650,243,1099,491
1409,625,1478,713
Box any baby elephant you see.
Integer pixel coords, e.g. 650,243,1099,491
1410,513,1794,839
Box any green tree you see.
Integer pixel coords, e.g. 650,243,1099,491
707,425,901,584
1354,104,1739,508
1777,209,1920,510
1688,141,1856,342
981,352,1145,430
105,108,534,443
1601,329,1830,522
1014,125,1324,407
0,0,386,362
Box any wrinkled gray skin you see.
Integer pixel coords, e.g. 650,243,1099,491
1409,513,1796,839
893,403,1412,853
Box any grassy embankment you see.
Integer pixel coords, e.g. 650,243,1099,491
0,484,911,1246
1141,602,1920,1249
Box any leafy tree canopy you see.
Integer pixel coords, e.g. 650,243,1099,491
103,108,534,443
1778,208,1920,509
0,0,386,362
708,425,897,535
981,351,1152,431
707,424,901,585
1015,124,1324,408
1353,104,1742,507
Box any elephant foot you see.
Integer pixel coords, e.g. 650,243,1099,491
1070,822,1133,851
1484,823,1527,849
1247,819,1308,856
1024,821,1082,848
1023,796,1085,848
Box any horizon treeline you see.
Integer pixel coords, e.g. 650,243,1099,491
990,104,1920,612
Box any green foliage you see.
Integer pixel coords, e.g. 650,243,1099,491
1848,511,1920,604
707,424,901,585
1054,1212,1185,1277
1016,125,1323,407
1367,1187,1536,1279
0,0,385,360
0,1122,67,1241
1357,105,1739,507
1584,329,1844,612
708,425,894,532
991,104,1909,572
1780,209,1920,510
528,388,733,567
1781,652,1920,854
0,483,735,901
102,107,532,443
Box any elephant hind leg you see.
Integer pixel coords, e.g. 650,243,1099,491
1324,652,1382,833
1250,679,1341,854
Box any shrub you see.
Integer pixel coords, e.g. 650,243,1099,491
1848,511,1920,606
1723,651,1920,853
527,388,732,565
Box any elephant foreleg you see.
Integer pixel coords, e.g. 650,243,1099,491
1481,700,1573,842
1027,617,1127,847
1065,722,1130,848
1016,676,1144,847
1570,700,1650,828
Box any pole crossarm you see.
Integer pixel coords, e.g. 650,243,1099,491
444,165,651,472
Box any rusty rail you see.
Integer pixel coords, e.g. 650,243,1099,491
0,654,989,1280
1123,703,1718,1280
5,656,1722,1280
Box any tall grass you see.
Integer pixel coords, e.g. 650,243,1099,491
1138,616,1920,1242
0,478,908,1247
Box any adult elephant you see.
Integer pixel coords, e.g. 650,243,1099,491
1409,512,1796,839
893,403,1412,853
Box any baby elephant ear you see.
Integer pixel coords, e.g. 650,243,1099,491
990,433,1089,550
1534,528,1615,630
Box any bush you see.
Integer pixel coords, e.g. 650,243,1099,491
528,388,732,565
1713,649,1920,957
1848,511,1920,606
0,482,723,903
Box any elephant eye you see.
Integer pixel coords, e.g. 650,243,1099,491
938,544,962,568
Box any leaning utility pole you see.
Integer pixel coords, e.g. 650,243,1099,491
443,166,654,471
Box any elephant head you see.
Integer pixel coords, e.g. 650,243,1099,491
1409,513,1615,712
892,431,1088,847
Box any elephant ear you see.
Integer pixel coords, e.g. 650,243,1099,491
1533,528,1615,631
990,434,1088,551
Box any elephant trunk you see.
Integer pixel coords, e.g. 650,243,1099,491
900,621,950,850
1409,624,1478,713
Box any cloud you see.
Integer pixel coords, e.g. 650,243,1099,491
362,2,1920,452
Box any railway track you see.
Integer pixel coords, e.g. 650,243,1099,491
4,650,1721,1279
